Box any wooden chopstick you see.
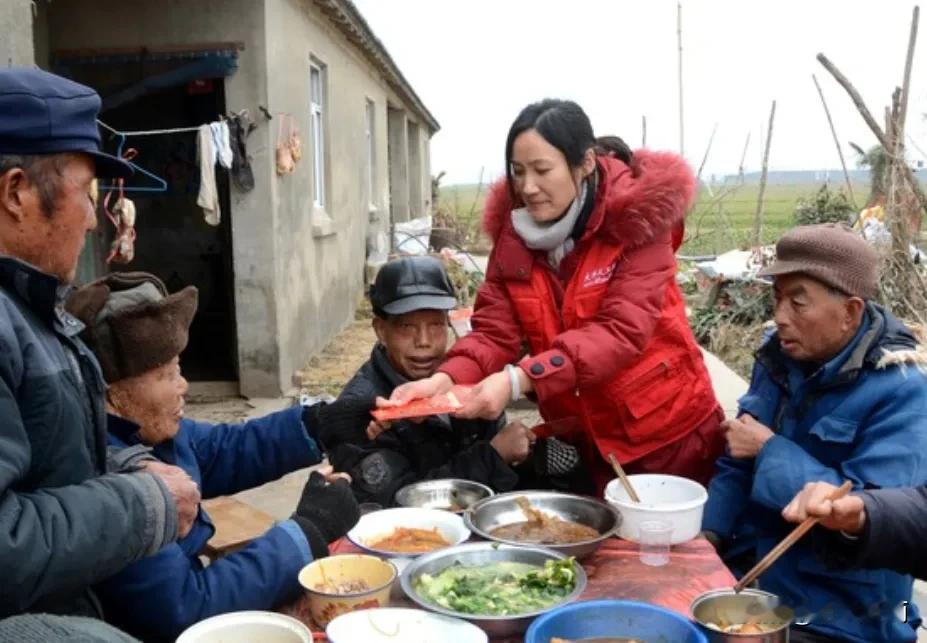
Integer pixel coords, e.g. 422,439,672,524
733,480,853,593
607,452,641,503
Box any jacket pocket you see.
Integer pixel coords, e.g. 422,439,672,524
624,361,677,419
808,416,859,444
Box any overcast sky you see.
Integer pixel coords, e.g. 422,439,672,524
352,0,927,186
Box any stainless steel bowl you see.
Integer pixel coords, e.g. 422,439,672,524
394,479,494,513
690,589,793,642
464,490,621,558
400,541,586,637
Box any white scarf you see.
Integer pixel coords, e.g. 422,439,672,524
511,181,589,269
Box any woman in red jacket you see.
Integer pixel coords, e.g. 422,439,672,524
385,99,724,494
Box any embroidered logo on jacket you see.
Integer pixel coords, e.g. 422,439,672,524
582,263,616,288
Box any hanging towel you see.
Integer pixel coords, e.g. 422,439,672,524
197,124,220,226
210,121,233,169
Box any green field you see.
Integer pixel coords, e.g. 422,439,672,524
439,181,870,256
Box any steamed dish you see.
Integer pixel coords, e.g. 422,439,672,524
368,527,450,553
414,557,577,616
489,496,599,544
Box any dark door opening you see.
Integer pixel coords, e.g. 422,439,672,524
64,65,238,382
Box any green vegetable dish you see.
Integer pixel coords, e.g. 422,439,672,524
414,558,577,616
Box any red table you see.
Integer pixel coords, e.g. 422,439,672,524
281,536,735,641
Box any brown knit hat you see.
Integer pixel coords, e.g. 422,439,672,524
66,272,198,383
757,223,880,300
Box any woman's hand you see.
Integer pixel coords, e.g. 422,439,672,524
383,372,454,406
455,371,512,420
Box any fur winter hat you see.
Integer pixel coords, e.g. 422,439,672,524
66,272,198,383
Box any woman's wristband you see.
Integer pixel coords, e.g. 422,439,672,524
505,364,522,402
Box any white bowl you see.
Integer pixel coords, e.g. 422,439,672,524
347,507,470,558
176,611,311,643
604,474,707,545
326,607,487,643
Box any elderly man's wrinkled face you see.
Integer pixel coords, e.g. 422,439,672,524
0,153,98,283
107,357,189,445
373,309,449,380
773,273,865,364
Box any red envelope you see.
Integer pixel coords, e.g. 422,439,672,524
371,385,473,422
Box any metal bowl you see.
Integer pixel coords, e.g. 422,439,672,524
690,589,793,642
464,490,621,558
394,479,494,513
400,541,587,637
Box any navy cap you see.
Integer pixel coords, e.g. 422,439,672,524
0,68,132,179
370,256,457,316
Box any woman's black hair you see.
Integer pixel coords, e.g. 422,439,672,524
504,99,633,200
594,135,633,164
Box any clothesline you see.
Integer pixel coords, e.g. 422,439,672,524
97,119,202,137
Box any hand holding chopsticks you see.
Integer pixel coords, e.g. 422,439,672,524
733,480,853,593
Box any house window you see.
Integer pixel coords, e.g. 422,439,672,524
310,62,326,209
365,99,376,209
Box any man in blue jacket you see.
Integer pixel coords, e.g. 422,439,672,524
0,69,201,641
701,223,927,643
66,272,363,641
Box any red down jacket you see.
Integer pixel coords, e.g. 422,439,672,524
439,152,721,488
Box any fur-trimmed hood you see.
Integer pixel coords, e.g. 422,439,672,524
482,150,696,251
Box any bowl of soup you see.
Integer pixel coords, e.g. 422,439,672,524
464,491,620,558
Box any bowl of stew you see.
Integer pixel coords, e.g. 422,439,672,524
464,491,620,558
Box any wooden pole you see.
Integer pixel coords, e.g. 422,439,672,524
897,6,919,141
738,132,751,183
817,53,890,150
696,123,718,182
677,1,685,156
817,51,927,216
753,100,776,246
812,74,857,208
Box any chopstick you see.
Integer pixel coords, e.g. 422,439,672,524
607,452,641,503
733,480,853,593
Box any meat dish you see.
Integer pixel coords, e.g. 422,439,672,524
490,496,600,544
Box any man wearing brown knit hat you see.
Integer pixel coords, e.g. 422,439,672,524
66,272,365,641
702,223,927,643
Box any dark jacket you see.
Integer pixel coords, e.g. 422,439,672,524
96,407,322,642
703,304,927,643
0,257,175,618
328,345,519,505
823,487,927,581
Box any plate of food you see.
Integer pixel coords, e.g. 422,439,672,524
465,491,620,558
297,554,397,628
394,479,494,513
347,507,470,558
400,542,586,637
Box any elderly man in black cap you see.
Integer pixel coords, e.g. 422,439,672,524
322,255,585,506
702,223,927,642
0,69,199,641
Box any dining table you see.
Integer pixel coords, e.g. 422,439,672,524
279,534,736,642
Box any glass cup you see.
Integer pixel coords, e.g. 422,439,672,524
638,519,674,567
358,502,383,516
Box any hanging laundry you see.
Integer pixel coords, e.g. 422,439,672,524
196,124,220,226
102,156,138,265
275,114,295,176
228,111,255,192
210,120,233,169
